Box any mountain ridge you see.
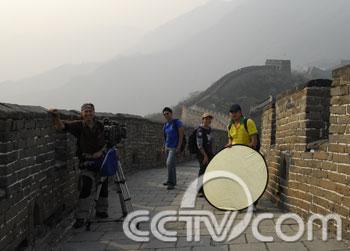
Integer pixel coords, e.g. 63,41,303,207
1,0,349,114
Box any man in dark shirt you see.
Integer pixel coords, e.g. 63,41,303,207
48,103,109,228
196,113,214,197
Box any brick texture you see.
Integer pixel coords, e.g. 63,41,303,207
0,103,227,250
260,66,350,240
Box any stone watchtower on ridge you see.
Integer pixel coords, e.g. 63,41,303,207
265,59,291,75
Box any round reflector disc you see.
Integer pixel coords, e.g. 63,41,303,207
203,145,268,211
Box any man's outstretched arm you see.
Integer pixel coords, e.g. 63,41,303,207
48,109,65,130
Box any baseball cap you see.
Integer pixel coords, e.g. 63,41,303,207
229,104,242,113
202,112,213,119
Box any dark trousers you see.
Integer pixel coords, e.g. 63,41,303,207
75,169,109,219
79,174,108,199
197,152,213,193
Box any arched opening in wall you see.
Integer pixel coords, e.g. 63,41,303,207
156,151,161,161
271,106,276,146
277,152,290,208
132,152,139,165
305,81,331,143
280,159,288,181
33,202,45,238
15,239,28,251
33,202,41,226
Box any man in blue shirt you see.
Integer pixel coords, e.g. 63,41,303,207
162,107,185,190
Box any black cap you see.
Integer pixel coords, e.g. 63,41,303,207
229,104,242,113
162,107,173,114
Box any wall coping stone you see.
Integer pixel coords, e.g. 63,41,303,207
255,79,332,112
0,103,48,119
0,102,161,125
276,79,332,100
332,64,350,79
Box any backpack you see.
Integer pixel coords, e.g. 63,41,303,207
188,128,199,154
163,119,186,152
228,118,261,151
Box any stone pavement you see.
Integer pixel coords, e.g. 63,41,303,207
38,162,350,251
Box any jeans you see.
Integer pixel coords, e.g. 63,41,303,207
166,147,177,186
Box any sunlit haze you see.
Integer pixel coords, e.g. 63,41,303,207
0,0,349,115
0,0,209,81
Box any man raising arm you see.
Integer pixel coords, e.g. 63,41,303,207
48,103,109,228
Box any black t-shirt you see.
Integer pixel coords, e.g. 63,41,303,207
196,126,213,156
63,120,105,160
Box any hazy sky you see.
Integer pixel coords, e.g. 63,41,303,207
0,0,209,82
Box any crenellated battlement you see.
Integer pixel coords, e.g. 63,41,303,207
258,65,350,239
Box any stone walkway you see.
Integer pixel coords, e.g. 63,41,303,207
39,162,349,251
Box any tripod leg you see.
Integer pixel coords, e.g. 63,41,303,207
118,164,134,213
115,171,128,217
115,162,133,217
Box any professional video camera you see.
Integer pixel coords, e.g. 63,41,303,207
103,118,127,147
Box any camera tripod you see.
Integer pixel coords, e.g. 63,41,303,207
85,161,134,231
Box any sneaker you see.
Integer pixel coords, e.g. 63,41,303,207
163,182,169,186
73,218,85,229
96,212,109,218
167,185,175,190
252,205,258,212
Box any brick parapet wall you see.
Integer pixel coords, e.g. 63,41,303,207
260,67,350,239
0,104,79,250
0,103,227,250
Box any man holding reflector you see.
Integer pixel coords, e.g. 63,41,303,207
202,105,267,211
226,104,259,150
221,103,261,210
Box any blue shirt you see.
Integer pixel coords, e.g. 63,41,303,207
164,119,183,148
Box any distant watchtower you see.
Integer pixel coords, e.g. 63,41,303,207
265,59,291,75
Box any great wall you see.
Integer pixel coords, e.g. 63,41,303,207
0,105,228,250
1,64,350,249
175,64,350,240
181,59,293,130
259,65,350,239
181,105,230,130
